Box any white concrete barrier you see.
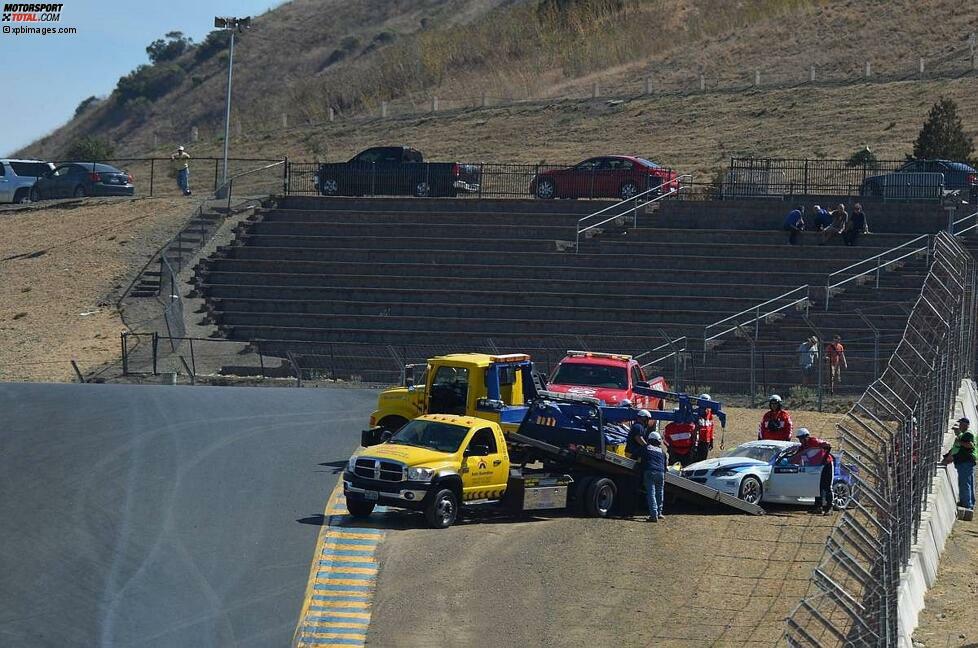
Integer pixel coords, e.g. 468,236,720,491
897,378,976,648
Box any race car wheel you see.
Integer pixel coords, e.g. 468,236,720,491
346,498,376,518
535,178,556,199
583,477,617,518
738,476,763,505
425,488,459,529
619,181,640,200
320,178,339,196
832,481,853,510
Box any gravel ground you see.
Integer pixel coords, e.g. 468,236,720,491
912,520,978,647
368,405,843,647
0,197,196,382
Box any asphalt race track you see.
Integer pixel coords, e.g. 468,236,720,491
0,382,376,648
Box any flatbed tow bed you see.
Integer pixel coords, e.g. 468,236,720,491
510,394,765,516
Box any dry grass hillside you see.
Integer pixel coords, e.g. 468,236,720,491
17,0,978,161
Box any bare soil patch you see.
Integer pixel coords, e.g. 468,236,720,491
0,197,194,382
912,521,978,646
369,405,843,647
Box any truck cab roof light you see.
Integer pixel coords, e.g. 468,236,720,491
489,354,530,363
565,350,633,361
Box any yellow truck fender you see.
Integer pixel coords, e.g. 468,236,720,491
370,406,415,431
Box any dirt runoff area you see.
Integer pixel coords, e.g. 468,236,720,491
0,197,194,382
912,521,978,646
368,406,842,647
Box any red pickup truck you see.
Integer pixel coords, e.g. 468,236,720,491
546,351,668,409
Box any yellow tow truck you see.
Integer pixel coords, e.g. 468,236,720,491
367,353,540,435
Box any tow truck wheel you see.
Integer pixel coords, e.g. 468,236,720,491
584,477,617,518
346,498,376,518
425,488,459,528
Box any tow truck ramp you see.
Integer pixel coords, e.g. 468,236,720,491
665,472,766,515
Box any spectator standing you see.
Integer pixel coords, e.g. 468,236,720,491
825,335,847,394
783,206,805,245
820,204,848,245
843,203,870,246
812,204,832,231
758,394,793,441
790,428,834,514
946,417,976,510
641,431,668,522
797,336,818,385
170,146,192,196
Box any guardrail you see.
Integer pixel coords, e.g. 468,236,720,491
574,174,691,251
952,207,978,236
703,285,812,352
823,234,930,310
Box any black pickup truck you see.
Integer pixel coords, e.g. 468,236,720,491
314,146,481,197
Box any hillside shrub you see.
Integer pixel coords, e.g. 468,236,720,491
64,136,114,161
116,64,186,103
73,95,99,117
912,98,975,163
846,146,879,168
146,31,192,64
194,30,227,63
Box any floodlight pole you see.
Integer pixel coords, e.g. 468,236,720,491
221,27,235,186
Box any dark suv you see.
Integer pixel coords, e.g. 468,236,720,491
861,159,977,198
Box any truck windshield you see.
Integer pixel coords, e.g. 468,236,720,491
551,363,627,389
388,419,470,453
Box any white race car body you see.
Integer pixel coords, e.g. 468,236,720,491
681,440,854,507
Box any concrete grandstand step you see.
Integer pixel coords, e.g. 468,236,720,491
276,196,616,215
199,258,924,288
244,220,578,240
211,311,696,335
237,232,568,253
256,208,590,227
206,298,731,326
584,227,925,248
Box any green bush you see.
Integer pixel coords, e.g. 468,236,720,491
64,136,114,161
194,30,227,62
146,31,192,64
912,98,975,163
116,63,186,103
846,146,878,168
73,95,99,117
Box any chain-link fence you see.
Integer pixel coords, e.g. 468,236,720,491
784,231,977,646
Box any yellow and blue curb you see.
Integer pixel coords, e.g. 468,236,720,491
293,479,388,647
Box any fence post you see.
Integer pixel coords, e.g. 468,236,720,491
213,159,219,191
865,61,872,78
121,332,129,376
149,159,155,197
592,82,599,98
189,338,196,378
754,69,760,86
431,96,438,112
328,107,335,122
481,92,488,108
152,332,159,375
699,74,705,91
283,156,289,195
191,126,199,143
810,65,816,83
645,76,652,95
282,113,288,129
257,341,265,379
919,56,925,78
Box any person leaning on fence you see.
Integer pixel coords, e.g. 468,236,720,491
825,335,847,394
170,146,192,196
842,202,870,246
820,204,848,245
783,206,805,245
797,336,818,385
943,417,976,511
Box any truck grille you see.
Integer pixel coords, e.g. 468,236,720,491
354,458,405,482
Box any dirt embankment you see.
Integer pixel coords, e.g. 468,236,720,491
0,197,194,382
369,406,843,647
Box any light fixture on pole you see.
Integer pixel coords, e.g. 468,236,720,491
214,15,251,186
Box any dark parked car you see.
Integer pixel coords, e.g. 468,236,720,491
860,159,977,198
31,162,135,200
530,155,679,200
314,146,480,197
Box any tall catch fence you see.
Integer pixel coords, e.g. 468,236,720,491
784,231,977,646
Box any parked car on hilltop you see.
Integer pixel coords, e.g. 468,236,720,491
860,159,977,198
314,146,481,198
30,162,135,200
530,155,679,200
0,159,55,204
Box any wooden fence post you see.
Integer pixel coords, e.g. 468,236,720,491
699,74,705,91
754,69,760,86
810,65,816,82
381,101,388,118
865,61,872,78
481,92,488,108
645,76,653,95
431,96,438,112
191,126,199,143
592,82,599,98
328,107,335,122
282,113,288,128
919,57,925,78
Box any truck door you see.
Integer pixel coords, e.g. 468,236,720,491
427,365,469,415
460,427,508,500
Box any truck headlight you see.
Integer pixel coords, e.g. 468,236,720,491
408,467,435,482
348,456,359,472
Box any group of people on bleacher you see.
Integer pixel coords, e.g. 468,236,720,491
782,203,870,246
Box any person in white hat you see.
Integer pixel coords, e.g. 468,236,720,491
170,145,192,196
790,428,834,514
639,430,668,523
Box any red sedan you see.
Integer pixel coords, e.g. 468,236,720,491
530,155,678,200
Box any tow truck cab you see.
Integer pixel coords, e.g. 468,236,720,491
547,351,669,408
367,353,538,435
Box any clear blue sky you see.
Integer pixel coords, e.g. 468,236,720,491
2,0,285,155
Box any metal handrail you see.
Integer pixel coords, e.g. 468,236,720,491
824,234,930,309
703,285,811,350
952,208,978,236
634,335,688,369
574,174,691,252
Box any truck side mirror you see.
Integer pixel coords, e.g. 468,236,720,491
361,428,388,447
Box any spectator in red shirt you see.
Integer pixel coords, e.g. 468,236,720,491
758,394,792,441
826,335,847,394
